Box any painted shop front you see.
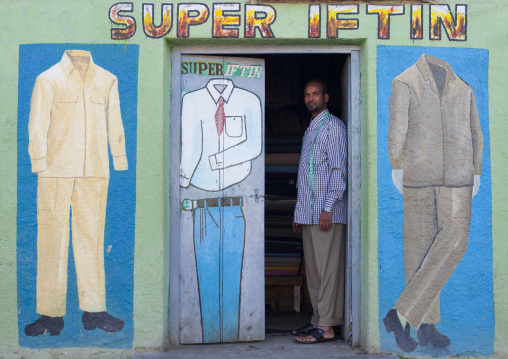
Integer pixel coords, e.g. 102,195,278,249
1,0,506,357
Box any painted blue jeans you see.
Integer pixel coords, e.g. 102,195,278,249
193,197,245,343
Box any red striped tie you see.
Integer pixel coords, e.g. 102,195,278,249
215,97,225,136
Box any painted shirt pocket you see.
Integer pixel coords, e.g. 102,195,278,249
90,89,105,105
225,116,244,137
59,94,79,103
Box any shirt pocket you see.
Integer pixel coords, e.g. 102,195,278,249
90,88,105,105
225,116,244,137
59,93,79,103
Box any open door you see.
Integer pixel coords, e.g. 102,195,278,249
341,55,353,343
178,55,265,344
341,51,361,346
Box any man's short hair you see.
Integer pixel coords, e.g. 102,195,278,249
305,79,328,96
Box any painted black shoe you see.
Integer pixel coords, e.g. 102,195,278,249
82,311,124,333
403,322,411,336
417,323,451,348
25,315,64,336
383,309,418,352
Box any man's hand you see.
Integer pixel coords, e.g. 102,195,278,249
319,211,332,232
292,217,302,233
392,169,403,195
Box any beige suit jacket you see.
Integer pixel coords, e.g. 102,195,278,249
388,54,483,187
29,50,127,178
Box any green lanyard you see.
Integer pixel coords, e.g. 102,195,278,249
298,113,329,224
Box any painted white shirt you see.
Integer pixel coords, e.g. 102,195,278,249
180,79,262,191
28,50,127,178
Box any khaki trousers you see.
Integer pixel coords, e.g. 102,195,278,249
36,177,109,317
394,186,472,328
302,223,345,326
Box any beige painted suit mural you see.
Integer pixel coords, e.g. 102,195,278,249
25,50,127,337
383,54,483,352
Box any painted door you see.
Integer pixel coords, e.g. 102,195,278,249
178,55,265,344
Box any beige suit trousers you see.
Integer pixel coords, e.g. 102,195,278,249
394,186,472,328
302,223,345,326
36,177,109,317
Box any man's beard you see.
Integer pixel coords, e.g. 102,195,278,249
306,102,321,113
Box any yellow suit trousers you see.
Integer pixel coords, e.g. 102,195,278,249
36,177,109,317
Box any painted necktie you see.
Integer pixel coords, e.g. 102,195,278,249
215,97,225,136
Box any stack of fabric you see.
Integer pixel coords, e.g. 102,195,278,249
264,138,303,277
265,252,302,276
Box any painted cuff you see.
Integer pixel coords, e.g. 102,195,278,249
113,155,128,171
31,157,47,173
180,176,191,188
209,154,222,170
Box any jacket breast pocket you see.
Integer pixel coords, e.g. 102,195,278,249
90,89,105,105
59,94,79,103
225,116,244,138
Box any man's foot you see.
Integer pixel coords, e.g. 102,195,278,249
383,309,418,352
291,323,315,336
296,326,335,343
25,315,64,336
417,323,451,348
82,311,124,333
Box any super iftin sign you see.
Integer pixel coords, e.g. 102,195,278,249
181,61,263,78
109,3,467,41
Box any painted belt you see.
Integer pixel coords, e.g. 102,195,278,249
181,197,243,211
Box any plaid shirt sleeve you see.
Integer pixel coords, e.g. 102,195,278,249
323,118,348,211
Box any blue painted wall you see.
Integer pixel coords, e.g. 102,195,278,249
17,44,138,348
377,45,494,356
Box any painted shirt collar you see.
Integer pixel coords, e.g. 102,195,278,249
60,50,95,79
416,54,457,94
206,78,234,104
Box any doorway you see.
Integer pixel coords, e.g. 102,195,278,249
262,53,349,338
169,45,361,346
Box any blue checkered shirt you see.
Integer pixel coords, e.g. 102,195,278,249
294,110,348,225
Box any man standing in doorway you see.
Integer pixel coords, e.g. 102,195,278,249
292,80,348,344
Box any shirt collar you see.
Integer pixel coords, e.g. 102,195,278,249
309,109,330,130
416,54,456,94
61,50,95,79
206,79,234,104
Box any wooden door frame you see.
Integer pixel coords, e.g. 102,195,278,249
168,44,362,346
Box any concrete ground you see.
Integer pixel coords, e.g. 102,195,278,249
130,334,398,359
130,312,398,359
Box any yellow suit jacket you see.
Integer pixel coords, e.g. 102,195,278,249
28,50,127,178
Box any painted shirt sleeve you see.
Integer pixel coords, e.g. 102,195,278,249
28,75,54,173
180,93,203,187
107,78,128,171
470,90,483,175
388,79,410,170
